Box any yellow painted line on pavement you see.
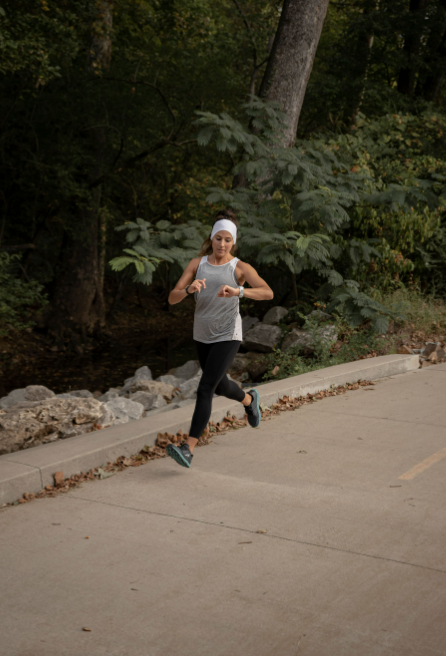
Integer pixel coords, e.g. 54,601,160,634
399,447,446,481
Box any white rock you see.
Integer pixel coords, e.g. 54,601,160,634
173,360,200,380
99,403,115,428
62,390,93,399
134,365,153,380
122,380,175,401
0,389,26,409
262,306,288,325
121,366,153,394
0,385,55,409
155,374,185,387
179,371,202,399
129,391,166,411
98,388,121,402
104,397,144,423
0,397,103,454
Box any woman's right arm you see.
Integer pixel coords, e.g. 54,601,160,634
168,258,206,305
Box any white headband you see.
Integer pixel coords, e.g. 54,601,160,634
210,219,237,244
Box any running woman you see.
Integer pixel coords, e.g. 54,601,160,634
166,209,274,468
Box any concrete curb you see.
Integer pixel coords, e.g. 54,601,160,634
0,354,419,504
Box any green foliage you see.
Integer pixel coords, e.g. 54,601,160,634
0,254,47,336
326,286,406,333
263,320,391,383
109,217,211,284
301,0,446,131
2,0,446,334
377,286,446,334
196,100,435,329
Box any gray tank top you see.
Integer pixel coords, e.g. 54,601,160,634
193,255,243,343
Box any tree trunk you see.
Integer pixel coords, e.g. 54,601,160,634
397,0,431,97
47,1,112,340
259,0,330,147
420,0,446,101
346,0,379,125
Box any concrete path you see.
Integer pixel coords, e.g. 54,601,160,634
1,364,446,656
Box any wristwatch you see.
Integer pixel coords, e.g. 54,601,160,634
185,285,193,295
238,286,244,298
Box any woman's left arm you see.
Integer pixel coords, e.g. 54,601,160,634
217,262,273,300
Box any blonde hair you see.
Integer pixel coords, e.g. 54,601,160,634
199,209,239,257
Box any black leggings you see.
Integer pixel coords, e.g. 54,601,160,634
189,340,245,439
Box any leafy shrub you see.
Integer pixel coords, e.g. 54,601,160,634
195,100,425,330
263,318,391,383
109,217,211,284
378,287,446,334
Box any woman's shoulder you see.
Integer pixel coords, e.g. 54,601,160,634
188,255,204,276
187,256,204,269
234,258,249,271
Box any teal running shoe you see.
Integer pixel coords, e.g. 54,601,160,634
245,388,261,428
166,443,193,468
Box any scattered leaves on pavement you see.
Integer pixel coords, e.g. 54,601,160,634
1,379,376,509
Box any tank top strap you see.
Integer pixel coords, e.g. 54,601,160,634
229,257,239,269
196,255,207,276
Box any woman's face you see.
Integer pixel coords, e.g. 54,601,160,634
212,230,233,257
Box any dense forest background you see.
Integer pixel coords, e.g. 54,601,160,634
1,0,446,392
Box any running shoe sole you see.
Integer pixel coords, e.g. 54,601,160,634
166,443,192,468
247,388,261,428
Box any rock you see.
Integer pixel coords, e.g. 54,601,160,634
98,388,121,402
104,397,144,425
0,385,55,410
132,365,153,381
262,306,288,325
229,354,251,376
306,309,333,322
120,366,153,395
428,348,445,362
397,345,413,355
98,403,116,428
0,398,104,455
424,343,444,358
246,354,269,381
24,385,56,402
155,374,185,387
173,360,201,380
242,324,282,353
62,390,93,399
421,360,434,368
129,391,167,411
242,316,260,333
92,391,103,399
124,380,176,401
179,372,202,399
0,389,26,408
282,325,338,352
